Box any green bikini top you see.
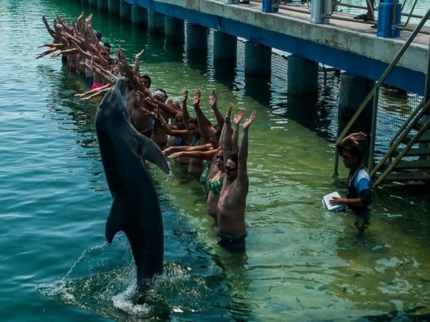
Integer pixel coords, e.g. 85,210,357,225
208,177,223,196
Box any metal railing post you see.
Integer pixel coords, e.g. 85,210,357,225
311,0,331,24
368,85,379,172
425,31,430,104
391,0,399,38
310,0,324,23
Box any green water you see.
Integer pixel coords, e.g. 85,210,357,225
0,0,429,320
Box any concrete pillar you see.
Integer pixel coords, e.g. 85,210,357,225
97,0,108,11
88,0,97,6
132,5,148,26
338,72,374,119
244,42,271,76
148,11,165,34
186,23,207,51
165,17,184,43
287,55,319,95
120,0,131,21
213,31,237,62
337,74,373,164
108,0,120,15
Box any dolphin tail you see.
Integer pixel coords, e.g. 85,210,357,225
105,197,127,245
139,136,170,175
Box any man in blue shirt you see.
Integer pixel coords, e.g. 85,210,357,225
330,132,372,235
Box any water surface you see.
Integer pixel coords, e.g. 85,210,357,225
1,0,429,321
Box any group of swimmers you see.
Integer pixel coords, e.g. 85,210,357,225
38,13,258,253
39,12,373,255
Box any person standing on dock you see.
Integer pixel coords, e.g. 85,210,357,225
330,132,372,235
353,0,377,21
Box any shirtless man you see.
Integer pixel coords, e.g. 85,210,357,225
126,54,153,137
151,89,170,149
127,89,153,137
217,106,257,253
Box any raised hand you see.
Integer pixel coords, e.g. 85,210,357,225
182,89,188,103
348,132,367,145
234,108,245,127
77,12,84,22
209,89,217,109
85,14,93,23
243,111,257,130
225,103,233,125
168,152,183,159
162,147,174,156
135,49,144,59
193,88,201,107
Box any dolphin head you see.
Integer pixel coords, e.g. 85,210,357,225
97,78,129,120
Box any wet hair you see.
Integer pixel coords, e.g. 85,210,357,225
166,98,181,110
141,74,152,88
155,88,168,101
166,98,180,109
104,42,111,50
229,154,238,165
343,145,363,163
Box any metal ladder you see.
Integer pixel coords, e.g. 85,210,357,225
333,8,430,189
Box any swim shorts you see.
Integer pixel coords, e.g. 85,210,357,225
217,230,247,253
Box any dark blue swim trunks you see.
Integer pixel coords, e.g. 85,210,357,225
217,230,247,253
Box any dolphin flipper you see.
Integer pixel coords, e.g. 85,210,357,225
139,135,170,174
105,197,128,245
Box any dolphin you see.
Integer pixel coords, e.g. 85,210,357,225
95,78,169,294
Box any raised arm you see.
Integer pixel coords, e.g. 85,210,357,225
221,104,234,163
237,111,256,181
163,143,212,156
193,88,214,144
118,48,140,92
209,90,224,130
42,16,60,42
337,132,367,153
232,108,245,154
154,109,191,140
168,149,216,161
181,90,190,126
157,100,181,119
133,49,144,75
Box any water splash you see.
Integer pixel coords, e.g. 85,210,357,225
37,246,216,320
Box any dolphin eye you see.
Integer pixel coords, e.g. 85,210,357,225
99,104,103,110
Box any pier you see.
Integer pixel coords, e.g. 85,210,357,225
81,0,429,96
78,0,430,186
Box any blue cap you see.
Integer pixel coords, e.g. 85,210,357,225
95,31,102,39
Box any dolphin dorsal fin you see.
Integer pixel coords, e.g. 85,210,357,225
105,198,127,245
139,136,170,174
